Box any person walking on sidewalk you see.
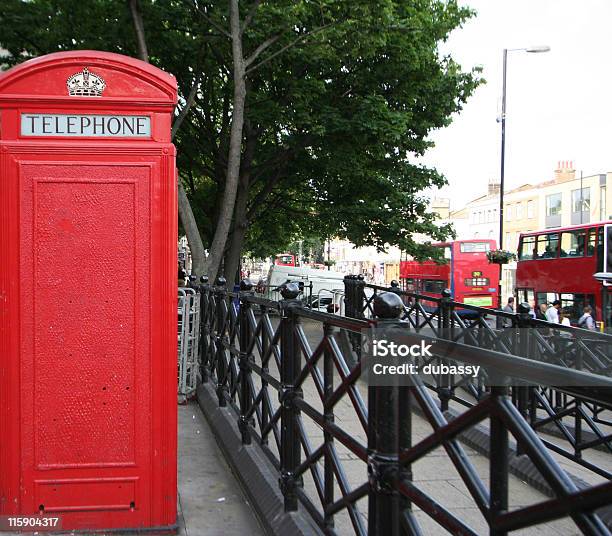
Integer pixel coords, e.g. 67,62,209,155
545,300,561,324
578,305,597,331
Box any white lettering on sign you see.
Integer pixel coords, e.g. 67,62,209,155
20,114,151,137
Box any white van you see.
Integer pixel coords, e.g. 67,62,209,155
258,265,346,307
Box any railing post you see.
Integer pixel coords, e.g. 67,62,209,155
490,382,509,535
368,292,405,535
355,274,366,319
574,345,583,460
344,275,365,361
199,275,210,383
438,289,453,412
238,279,254,445
323,321,335,530
279,282,303,512
343,275,356,318
260,302,269,446
214,276,227,407
515,302,532,455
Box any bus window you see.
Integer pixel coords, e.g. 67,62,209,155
596,227,604,271
560,293,596,323
588,228,597,257
607,226,612,272
519,236,535,260
603,288,612,332
536,292,558,307
423,279,446,294
536,233,559,259
517,288,535,304
560,230,586,257
460,242,490,253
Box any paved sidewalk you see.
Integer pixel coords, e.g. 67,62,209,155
177,402,263,536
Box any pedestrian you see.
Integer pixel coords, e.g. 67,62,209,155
499,296,515,328
528,298,537,319
557,307,574,354
536,302,548,320
578,305,597,331
545,300,561,323
559,308,572,329
178,265,187,287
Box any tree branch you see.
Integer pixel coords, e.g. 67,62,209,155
190,0,231,38
128,0,149,62
172,75,200,140
245,21,338,75
244,32,283,67
240,0,262,35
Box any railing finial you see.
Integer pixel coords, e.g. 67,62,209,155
373,292,404,320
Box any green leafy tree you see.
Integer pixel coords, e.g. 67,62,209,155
0,0,481,281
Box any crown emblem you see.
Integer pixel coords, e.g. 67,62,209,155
66,67,106,96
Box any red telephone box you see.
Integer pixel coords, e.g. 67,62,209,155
0,51,177,532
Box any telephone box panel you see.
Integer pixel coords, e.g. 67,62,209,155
0,51,177,532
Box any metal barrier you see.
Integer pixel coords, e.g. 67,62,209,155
178,287,200,401
343,276,612,479
197,276,612,535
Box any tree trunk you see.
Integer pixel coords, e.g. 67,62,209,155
224,179,249,284
127,0,208,276
203,0,246,282
178,182,207,277
127,0,148,62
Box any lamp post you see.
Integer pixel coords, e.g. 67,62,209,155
498,45,550,309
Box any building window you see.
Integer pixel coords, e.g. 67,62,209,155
487,209,492,222
600,185,606,221
572,187,590,213
527,200,535,218
546,193,562,216
506,206,512,221
516,203,523,220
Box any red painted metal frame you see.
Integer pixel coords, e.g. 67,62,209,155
0,51,178,532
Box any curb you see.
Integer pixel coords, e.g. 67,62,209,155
196,382,322,536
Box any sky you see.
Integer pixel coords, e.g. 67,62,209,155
421,0,612,210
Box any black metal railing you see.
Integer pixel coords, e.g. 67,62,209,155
196,275,612,535
344,276,612,478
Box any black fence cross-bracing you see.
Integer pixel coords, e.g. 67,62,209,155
195,274,612,536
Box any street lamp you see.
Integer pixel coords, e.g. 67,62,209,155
498,45,550,308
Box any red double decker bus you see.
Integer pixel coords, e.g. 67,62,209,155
275,253,296,267
516,221,612,330
400,239,499,308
